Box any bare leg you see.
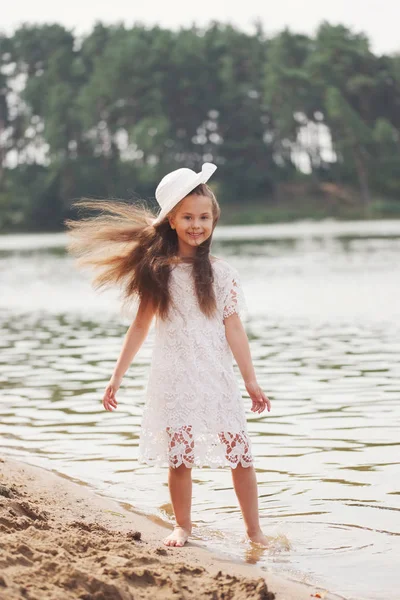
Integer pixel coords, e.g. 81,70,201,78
231,464,269,545
164,464,192,547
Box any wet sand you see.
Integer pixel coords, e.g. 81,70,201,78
0,456,341,600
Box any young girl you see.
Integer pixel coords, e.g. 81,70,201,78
66,162,271,548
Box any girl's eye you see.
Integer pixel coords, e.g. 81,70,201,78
183,215,210,220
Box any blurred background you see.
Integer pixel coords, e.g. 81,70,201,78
2,1,400,229
1,3,400,600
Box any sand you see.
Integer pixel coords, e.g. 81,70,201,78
0,456,341,600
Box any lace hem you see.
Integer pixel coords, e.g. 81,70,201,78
138,455,254,469
139,427,254,470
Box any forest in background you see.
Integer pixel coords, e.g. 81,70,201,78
1,20,400,231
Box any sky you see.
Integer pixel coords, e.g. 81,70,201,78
2,0,400,56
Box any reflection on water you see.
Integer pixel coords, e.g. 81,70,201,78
1,221,400,600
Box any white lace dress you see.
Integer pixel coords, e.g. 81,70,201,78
139,258,253,469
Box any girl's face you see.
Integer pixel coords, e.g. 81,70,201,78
169,195,214,255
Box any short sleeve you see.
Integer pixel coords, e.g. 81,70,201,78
223,267,247,321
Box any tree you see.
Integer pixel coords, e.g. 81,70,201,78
1,21,400,231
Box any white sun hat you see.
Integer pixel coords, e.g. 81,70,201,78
153,162,217,225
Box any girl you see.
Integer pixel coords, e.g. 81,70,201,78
66,162,271,548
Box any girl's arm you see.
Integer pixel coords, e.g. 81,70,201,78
224,313,271,414
103,299,155,411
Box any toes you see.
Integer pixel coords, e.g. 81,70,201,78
163,530,188,547
164,536,177,547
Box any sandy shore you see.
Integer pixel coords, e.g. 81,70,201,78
0,456,341,600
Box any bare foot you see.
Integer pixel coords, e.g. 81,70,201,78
163,525,191,547
248,530,270,547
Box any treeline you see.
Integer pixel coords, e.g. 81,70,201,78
1,21,400,231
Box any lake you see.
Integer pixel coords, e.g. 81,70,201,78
1,220,399,600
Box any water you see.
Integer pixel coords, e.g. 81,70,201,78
1,220,399,600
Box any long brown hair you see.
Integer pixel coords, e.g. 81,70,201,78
65,183,221,319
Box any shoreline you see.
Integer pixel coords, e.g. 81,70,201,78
0,455,345,600
1,213,400,240
1,218,400,256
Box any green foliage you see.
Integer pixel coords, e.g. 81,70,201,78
1,21,400,232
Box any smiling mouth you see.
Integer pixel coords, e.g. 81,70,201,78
188,232,203,237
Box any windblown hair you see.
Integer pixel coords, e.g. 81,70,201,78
65,183,221,319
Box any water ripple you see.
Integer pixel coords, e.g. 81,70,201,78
1,226,400,599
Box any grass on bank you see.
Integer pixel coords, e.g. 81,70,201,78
219,194,400,225
1,185,400,232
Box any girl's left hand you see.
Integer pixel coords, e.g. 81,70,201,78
245,380,271,414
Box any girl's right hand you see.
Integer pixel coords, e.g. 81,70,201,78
103,378,121,411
